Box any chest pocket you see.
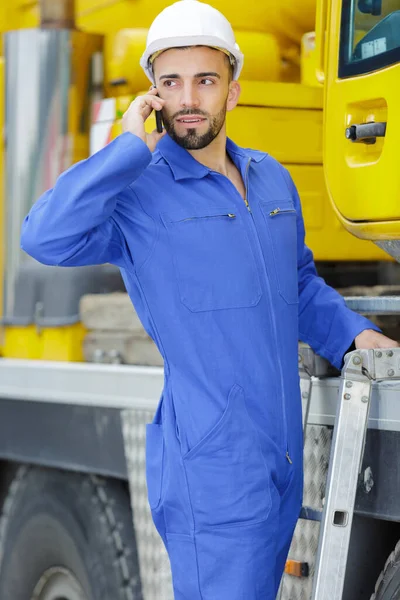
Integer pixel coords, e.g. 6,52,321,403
260,199,299,305
161,207,262,312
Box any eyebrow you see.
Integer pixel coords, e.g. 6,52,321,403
159,72,221,80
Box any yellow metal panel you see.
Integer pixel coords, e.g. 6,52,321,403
76,0,315,44
42,324,86,362
327,216,400,243
236,32,281,82
226,105,323,165
0,56,4,354
238,81,323,109
107,29,150,94
69,31,103,164
0,0,39,31
3,324,86,361
3,326,42,359
301,32,323,87
287,165,389,261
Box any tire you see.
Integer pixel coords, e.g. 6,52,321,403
0,465,142,600
371,538,400,600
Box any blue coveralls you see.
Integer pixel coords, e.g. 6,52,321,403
21,132,378,599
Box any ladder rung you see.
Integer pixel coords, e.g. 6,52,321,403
299,506,322,522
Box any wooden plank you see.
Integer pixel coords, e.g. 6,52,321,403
80,293,147,335
83,331,163,366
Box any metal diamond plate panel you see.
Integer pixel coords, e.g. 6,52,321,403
121,409,174,600
278,424,333,600
303,425,332,509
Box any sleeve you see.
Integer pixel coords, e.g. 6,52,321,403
280,166,381,369
20,132,152,268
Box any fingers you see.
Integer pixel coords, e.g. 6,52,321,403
135,95,163,110
148,86,160,96
373,332,399,348
355,329,400,350
155,127,167,137
146,127,167,152
139,94,165,114
150,127,167,142
380,338,400,348
124,93,165,116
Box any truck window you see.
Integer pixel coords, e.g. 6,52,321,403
339,0,400,77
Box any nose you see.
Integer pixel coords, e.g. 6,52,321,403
179,81,200,110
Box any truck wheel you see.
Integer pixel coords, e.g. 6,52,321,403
0,465,142,600
371,538,400,599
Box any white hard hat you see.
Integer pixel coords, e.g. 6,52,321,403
140,0,244,83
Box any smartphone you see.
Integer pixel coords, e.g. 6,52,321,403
152,87,164,133
155,106,164,133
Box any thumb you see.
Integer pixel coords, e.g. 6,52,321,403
148,127,167,150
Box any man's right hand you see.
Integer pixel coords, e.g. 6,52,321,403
122,88,167,152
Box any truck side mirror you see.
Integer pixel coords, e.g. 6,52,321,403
358,0,382,15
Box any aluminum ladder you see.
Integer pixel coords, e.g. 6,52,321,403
308,344,400,599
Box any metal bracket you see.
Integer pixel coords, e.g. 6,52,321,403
298,347,313,433
298,344,339,379
361,348,400,381
298,345,338,432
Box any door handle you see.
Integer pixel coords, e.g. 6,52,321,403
345,121,387,143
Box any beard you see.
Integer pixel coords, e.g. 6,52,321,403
162,103,227,150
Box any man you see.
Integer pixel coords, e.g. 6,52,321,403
21,1,397,598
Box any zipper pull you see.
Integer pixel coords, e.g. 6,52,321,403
286,451,293,465
227,213,236,218
270,208,280,216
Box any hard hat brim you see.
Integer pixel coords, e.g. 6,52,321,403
140,35,244,83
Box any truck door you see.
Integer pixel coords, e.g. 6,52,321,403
323,0,400,244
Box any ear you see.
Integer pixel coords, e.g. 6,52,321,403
226,81,241,111
226,81,241,112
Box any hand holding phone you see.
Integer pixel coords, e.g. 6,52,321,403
121,87,166,152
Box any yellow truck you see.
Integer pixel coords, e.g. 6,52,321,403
0,1,400,599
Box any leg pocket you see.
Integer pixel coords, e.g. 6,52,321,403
145,423,164,510
166,533,201,600
195,520,277,600
183,384,272,528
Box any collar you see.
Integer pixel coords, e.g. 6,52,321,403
156,133,267,181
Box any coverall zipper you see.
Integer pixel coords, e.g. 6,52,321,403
267,207,296,462
269,208,296,217
243,160,291,464
213,160,291,463
177,213,236,222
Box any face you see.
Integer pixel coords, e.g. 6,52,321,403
153,46,240,150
